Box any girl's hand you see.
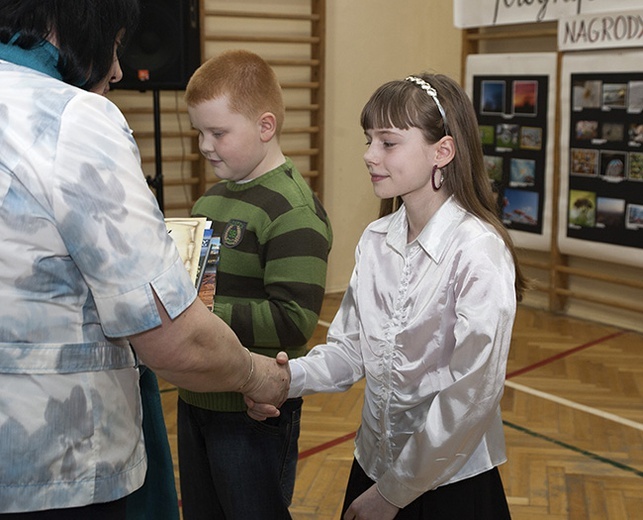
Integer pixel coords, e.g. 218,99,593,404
343,484,399,520
244,395,281,420
244,351,290,421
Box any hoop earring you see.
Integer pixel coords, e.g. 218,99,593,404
431,165,444,191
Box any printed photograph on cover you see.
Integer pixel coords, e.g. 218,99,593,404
197,236,221,312
164,217,209,285
194,228,214,291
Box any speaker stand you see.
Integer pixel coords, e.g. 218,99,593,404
145,89,165,213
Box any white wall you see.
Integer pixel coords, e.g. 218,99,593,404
323,0,462,291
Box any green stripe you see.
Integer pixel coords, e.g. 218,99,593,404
503,420,643,478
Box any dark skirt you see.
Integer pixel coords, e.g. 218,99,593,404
341,459,512,519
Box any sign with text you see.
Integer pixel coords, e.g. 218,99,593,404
559,10,643,51
454,0,641,29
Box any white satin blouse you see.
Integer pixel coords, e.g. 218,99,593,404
289,196,516,508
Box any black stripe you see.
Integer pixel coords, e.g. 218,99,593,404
230,184,294,222
217,273,266,299
231,304,254,346
266,281,326,315
265,229,330,262
218,276,326,315
198,182,293,222
313,194,330,222
270,304,309,347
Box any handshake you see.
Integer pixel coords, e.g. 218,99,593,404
241,351,292,420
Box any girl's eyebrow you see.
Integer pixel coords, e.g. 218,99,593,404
366,129,402,137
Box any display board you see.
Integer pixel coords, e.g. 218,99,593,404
559,50,643,268
466,53,557,251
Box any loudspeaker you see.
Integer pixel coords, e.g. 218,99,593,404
116,0,200,91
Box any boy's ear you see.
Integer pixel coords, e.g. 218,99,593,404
435,135,456,167
258,112,277,142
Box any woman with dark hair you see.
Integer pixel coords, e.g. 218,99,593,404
0,1,290,518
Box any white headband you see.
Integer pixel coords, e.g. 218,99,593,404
405,76,450,135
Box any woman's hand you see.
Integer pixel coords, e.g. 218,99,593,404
244,351,290,420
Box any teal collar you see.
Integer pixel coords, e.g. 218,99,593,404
0,34,62,81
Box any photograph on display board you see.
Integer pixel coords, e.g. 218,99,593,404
502,188,539,227
629,81,643,112
596,197,626,230
572,79,601,110
509,158,536,187
628,152,643,180
602,82,628,109
600,151,627,180
568,190,597,228
479,125,495,145
602,122,624,142
570,148,599,177
496,123,520,150
472,75,549,235
512,80,538,116
520,126,542,150
628,124,643,145
575,120,598,141
480,80,506,114
565,71,643,251
626,203,643,230
484,155,504,184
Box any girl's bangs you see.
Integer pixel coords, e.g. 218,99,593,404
360,83,419,130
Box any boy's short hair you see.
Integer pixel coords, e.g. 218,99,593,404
185,49,285,134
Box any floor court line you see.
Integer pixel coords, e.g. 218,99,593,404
503,419,643,478
506,331,626,379
505,379,643,432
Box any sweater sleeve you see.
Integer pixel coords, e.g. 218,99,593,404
214,204,331,352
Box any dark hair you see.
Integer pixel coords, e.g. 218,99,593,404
0,0,140,90
361,73,528,301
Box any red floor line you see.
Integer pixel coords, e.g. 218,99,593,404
505,330,626,379
298,431,357,460
298,330,627,460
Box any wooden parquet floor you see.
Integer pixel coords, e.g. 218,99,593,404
159,293,643,519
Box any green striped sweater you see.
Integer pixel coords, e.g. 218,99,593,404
179,158,333,411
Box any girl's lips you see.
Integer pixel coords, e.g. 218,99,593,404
370,174,387,182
